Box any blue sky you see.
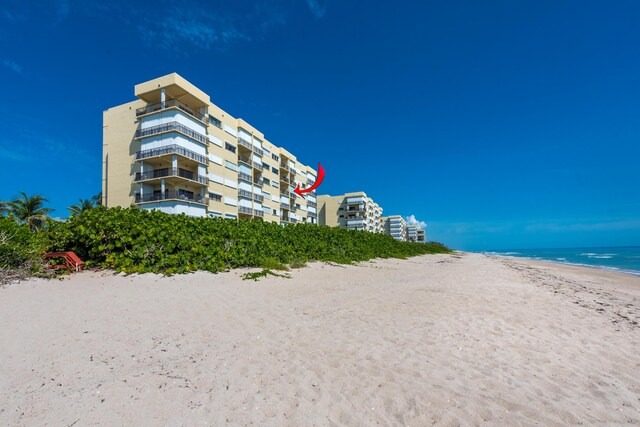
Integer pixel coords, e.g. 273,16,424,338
1,0,639,251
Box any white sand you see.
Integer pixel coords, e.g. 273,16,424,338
1,252,639,426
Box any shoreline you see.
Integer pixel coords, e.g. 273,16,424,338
481,251,640,277
1,252,639,425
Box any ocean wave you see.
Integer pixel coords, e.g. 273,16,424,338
588,255,613,259
555,257,567,261
579,253,597,256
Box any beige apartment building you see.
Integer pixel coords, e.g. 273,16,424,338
383,215,408,241
317,192,383,233
102,73,318,224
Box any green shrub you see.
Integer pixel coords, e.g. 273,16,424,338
44,206,451,274
0,217,45,284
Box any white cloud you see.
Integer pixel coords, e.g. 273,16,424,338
406,214,427,229
2,59,22,74
305,0,327,18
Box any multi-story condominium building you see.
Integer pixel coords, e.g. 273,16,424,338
317,192,383,233
407,225,418,242
383,215,408,241
102,73,318,224
417,229,426,243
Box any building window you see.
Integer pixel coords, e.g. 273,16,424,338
262,177,270,185
263,146,270,154
225,142,236,153
272,154,279,161
225,214,237,220
208,192,222,202
263,191,271,197
208,115,222,128
208,211,222,218
262,162,269,170
273,209,277,215
225,160,237,171
271,167,278,174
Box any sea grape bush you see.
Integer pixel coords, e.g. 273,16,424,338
45,207,451,274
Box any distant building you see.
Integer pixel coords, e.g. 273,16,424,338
318,192,383,233
417,228,426,243
383,215,408,241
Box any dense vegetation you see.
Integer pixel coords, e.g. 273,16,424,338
0,192,450,282
45,207,451,274
0,217,46,284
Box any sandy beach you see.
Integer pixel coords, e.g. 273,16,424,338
1,252,639,426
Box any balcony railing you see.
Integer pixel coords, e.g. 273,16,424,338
253,178,262,186
135,144,208,164
135,99,207,123
238,172,252,182
281,216,289,222
308,211,317,218
253,193,264,202
135,121,207,145
238,155,252,166
239,206,253,215
307,201,317,208
134,167,208,185
254,210,264,217
238,138,252,149
238,189,252,198
252,146,264,156
135,190,208,205
280,176,290,184
279,163,290,171
290,218,298,224
281,203,291,210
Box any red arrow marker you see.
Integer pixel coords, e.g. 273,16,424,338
294,163,325,198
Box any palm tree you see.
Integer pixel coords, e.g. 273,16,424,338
91,192,102,206
68,198,95,216
0,200,7,216
6,192,53,231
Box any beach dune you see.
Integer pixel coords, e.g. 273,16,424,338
1,253,639,425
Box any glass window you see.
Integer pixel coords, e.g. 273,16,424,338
225,142,236,153
225,161,237,171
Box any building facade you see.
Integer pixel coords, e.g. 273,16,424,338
317,192,383,233
102,73,318,224
383,215,408,241
407,225,418,242
417,229,426,243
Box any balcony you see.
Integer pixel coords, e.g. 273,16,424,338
135,144,208,165
238,172,252,182
135,99,207,124
135,121,207,145
252,146,264,156
280,176,290,184
281,203,291,210
253,178,262,186
238,189,252,199
135,190,208,205
238,138,252,149
239,206,253,215
308,211,317,218
134,167,208,185
254,210,264,217
253,193,264,202
307,201,317,208
290,218,298,224
238,155,252,166
279,163,290,172
281,215,289,222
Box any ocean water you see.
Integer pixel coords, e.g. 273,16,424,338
484,246,640,276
